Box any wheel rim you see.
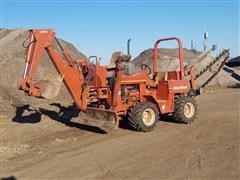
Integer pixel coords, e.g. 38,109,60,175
142,108,155,126
183,102,195,118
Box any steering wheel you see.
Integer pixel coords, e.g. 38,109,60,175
140,64,152,74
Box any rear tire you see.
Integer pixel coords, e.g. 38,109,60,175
172,95,197,124
128,102,159,132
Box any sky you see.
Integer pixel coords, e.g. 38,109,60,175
1,0,239,65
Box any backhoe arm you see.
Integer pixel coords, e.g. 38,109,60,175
18,29,86,109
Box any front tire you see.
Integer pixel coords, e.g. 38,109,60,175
128,102,159,132
172,95,197,124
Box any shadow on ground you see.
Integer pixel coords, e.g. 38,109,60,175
1,176,17,180
159,114,178,124
12,102,179,133
119,113,178,132
12,103,107,134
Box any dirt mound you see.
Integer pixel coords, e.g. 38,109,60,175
207,66,240,87
130,48,239,88
0,28,87,112
130,48,201,71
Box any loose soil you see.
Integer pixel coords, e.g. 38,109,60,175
0,88,239,179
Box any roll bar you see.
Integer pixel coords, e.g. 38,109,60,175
153,37,184,80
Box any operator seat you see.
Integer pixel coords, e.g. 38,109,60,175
107,51,131,89
107,51,131,69
107,51,131,76
108,51,121,69
154,72,168,85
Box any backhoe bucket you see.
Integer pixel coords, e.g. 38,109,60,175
71,108,117,130
40,74,63,99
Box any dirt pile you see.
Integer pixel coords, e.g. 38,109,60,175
207,66,240,87
0,28,87,113
130,48,239,88
132,48,201,68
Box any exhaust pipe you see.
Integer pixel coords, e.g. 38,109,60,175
127,39,131,55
